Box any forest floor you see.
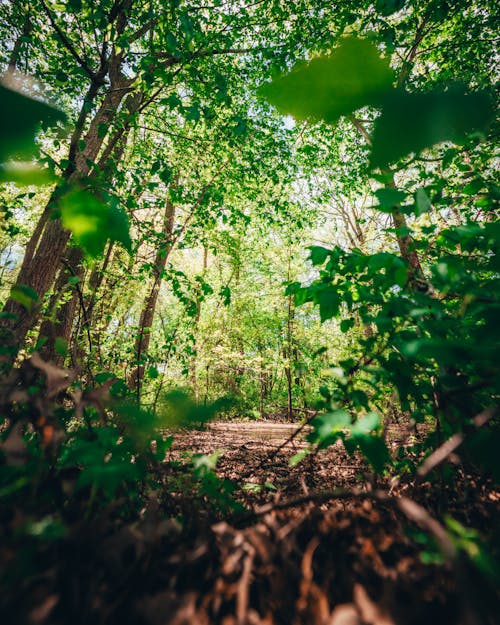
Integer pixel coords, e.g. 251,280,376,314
3,420,500,625
148,420,499,625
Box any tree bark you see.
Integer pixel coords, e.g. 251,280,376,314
38,246,85,365
130,183,177,396
36,88,143,365
0,46,133,364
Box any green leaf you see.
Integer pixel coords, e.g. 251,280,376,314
0,162,57,186
10,284,39,312
415,187,432,215
192,450,223,477
357,436,390,473
351,411,381,436
340,318,355,333
54,337,68,357
260,36,394,124
309,245,330,266
374,188,406,211
316,288,340,322
60,189,132,257
0,80,66,162
166,33,178,52
147,366,159,379
312,409,351,441
376,0,405,15
371,85,495,168
289,449,310,466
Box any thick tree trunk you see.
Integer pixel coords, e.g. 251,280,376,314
0,55,133,363
36,88,143,365
38,246,85,365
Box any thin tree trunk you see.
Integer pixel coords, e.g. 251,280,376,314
284,292,294,421
7,7,32,73
188,246,208,400
130,184,177,396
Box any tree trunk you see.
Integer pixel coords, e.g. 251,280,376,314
284,292,294,421
7,8,32,74
36,88,143,365
188,246,208,400
0,14,133,365
130,185,177,396
38,246,85,365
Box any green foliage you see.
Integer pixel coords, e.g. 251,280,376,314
157,389,236,428
59,188,132,257
371,86,495,167
260,36,394,124
308,409,390,473
261,39,494,168
59,426,143,499
292,168,499,480
0,3,498,600
190,450,244,513
0,161,57,186
0,81,65,162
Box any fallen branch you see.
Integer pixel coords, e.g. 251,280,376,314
417,405,498,479
236,486,457,561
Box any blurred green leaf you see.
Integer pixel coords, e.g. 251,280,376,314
158,389,235,428
60,188,132,257
351,411,381,436
357,435,390,473
54,337,68,357
311,409,351,441
375,188,406,211
371,85,495,167
289,449,310,466
415,188,432,215
260,36,394,124
0,162,58,186
376,0,405,15
0,80,66,162
192,450,223,477
10,284,39,312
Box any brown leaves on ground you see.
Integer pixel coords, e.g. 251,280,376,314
3,498,474,625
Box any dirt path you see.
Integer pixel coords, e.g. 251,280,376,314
168,419,420,497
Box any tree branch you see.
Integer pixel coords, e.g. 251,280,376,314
417,405,498,479
39,0,98,82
